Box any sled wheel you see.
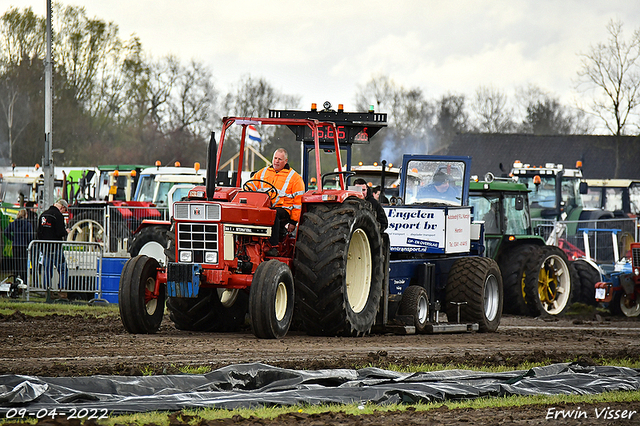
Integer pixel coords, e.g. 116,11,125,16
294,198,383,336
399,285,429,333
118,255,165,334
129,225,170,266
249,260,295,339
524,246,573,316
445,257,503,332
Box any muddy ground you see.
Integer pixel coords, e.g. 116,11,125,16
1,309,640,425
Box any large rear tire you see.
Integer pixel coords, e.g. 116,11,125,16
118,255,165,334
249,260,295,339
166,289,248,332
294,199,383,336
524,246,573,316
398,285,429,333
445,257,503,333
498,244,540,315
570,259,600,306
129,225,170,266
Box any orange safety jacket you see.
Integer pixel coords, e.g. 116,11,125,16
251,164,305,222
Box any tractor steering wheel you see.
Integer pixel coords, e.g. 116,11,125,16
242,179,279,202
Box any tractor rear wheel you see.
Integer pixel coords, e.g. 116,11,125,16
249,260,295,339
498,244,540,315
119,255,165,334
445,257,503,332
129,225,169,266
294,198,383,336
524,246,573,316
398,285,429,333
67,211,105,244
570,259,600,306
166,289,248,332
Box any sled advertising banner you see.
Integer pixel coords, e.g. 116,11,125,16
384,207,471,254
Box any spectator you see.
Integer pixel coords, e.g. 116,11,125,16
353,179,388,231
3,209,35,281
37,199,69,292
371,185,389,204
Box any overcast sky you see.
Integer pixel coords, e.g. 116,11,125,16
8,1,640,114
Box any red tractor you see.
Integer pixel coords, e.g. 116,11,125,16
119,105,388,338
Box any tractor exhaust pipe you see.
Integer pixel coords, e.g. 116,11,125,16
206,132,217,201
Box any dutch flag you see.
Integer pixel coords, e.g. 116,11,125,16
247,125,262,143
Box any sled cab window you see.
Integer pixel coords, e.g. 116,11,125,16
404,160,465,206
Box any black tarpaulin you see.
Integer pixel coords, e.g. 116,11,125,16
0,362,639,415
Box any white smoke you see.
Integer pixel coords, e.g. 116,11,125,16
380,132,437,165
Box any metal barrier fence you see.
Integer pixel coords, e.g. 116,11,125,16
1,204,169,299
533,217,638,263
26,240,103,299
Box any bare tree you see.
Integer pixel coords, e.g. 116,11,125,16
355,74,397,114
471,86,515,133
432,93,470,150
515,85,594,135
220,75,300,169
0,7,44,164
355,75,434,162
0,72,30,164
576,19,640,136
0,6,45,73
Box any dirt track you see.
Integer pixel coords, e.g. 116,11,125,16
1,309,639,425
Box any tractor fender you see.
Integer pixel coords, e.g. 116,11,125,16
132,219,171,236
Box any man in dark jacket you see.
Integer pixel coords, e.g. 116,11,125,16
37,199,69,290
353,179,388,231
3,209,35,281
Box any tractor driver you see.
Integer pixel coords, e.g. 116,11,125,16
250,148,305,246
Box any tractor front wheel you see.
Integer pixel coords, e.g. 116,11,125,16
612,291,640,317
118,255,165,334
249,260,295,339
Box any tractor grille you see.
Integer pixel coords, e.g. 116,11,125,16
177,223,219,263
174,203,221,221
633,246,640,268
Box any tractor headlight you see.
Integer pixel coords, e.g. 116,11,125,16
179,251,192,262
205,251,218,264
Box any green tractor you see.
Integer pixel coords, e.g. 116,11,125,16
469,174,575,316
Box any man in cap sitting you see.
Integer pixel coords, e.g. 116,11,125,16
418,171,459,202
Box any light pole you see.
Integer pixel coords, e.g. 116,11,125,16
42,0,54,211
